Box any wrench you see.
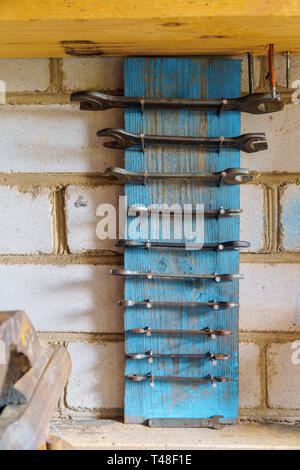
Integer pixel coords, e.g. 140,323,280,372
130,326,233,340
146,415,225,429
126,350,230,364
106,167,253,185
127,372,228,388
97,128,267,153
116,239,250,251
71,91,283,114
110,269,243,282
119,299,238,310
128,205,242,218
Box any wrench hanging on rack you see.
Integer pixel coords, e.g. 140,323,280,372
106,167,253,185
127,372,229,388
126,350,230,365
131,326,233,340
127,205,242,218
110,269,243,283
71,91,283,114
120,299,238,310
97,129,267,153
116,240,250,251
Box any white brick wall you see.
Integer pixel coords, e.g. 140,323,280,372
66,185,123,253
62,58,124,92
267,342,300,409
241,103,300,172
240,264,300,332
239,343,261,408
66,342,124,409
0,186,52,254
0,59,50,92
0,264,123,333
240,185,264,252
0,105,124,173
281,184,300,251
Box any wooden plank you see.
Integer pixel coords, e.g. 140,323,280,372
0,1,300,57
0,344,71,450
0,311,41,392
124,58,240,423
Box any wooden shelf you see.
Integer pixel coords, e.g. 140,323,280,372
1,1,300,57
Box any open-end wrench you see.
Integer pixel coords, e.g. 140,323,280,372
110,269,243,282
146,415,225,429
130,326,233,340
119,299,238,310
97,128,267,153
116,239,250,251
71,91,283,114
127,372,228,388
128,205,242,218
106,167,253,185
126,350,230,364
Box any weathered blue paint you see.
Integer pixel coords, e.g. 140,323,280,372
124,58,241,423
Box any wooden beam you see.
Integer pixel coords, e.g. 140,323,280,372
1,1,300,57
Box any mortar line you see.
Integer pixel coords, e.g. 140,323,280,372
0,172,299,188
261,343,268,409
262,184,273,252
0,252,299,264
37,331,300,344
277,183,286,252
51,187,69,255
265,343,271,408
49,59,63,93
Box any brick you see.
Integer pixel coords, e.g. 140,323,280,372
66,185,123,253
240,264,300,332
239,343,261,408
0,186,52,254
0,105,123,173
241,103,300,172
0,265,123,333
240,185,264,252
0,59,50,92
62,58,123,92
66,342,124,409
267,342,300,409
281,184,300,251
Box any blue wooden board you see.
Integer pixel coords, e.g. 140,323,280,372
123,58,241,423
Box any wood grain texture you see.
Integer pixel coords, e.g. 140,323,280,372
124,58,241,423
0,1,300,56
